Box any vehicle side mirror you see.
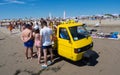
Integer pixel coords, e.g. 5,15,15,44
83,23,87,27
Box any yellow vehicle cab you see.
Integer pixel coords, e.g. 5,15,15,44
53,20,93,61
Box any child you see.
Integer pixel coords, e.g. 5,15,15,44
34,27,41,64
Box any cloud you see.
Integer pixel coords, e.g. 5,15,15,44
0,0,26,5
7,0,25,4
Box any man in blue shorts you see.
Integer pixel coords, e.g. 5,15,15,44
21,24,34,59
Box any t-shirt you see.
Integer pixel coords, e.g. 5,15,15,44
40,26,53,46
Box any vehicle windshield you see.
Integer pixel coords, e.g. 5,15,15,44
69,25,89,41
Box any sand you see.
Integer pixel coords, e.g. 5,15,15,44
0,22,120,75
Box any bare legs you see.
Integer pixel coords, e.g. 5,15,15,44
43,47,53,66
43,49,47,65
36,47,41,64
25,47,33,59
48,48,53,62
25,47,28,59
24,46,53,67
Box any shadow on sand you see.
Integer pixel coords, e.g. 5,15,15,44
0,38,5,40
52,50,99,67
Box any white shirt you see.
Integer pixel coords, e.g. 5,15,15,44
40,26,53,46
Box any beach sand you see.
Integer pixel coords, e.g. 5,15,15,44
0,23,120,75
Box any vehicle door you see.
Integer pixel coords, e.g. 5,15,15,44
58,27,72,59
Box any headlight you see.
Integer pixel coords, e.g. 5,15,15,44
74,48,81,53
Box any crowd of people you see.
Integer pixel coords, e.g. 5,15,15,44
0,17,62,35
20,18,56,69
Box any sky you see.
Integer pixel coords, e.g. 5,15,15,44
0,0,120,19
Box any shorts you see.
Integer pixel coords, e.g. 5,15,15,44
24,39,34,48
42,45,52,49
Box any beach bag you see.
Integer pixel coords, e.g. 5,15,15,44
110,32,119,38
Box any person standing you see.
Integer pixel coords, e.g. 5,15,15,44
21,24,34,59
33,26,41,64
40,20,53,68
8,22,13,34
